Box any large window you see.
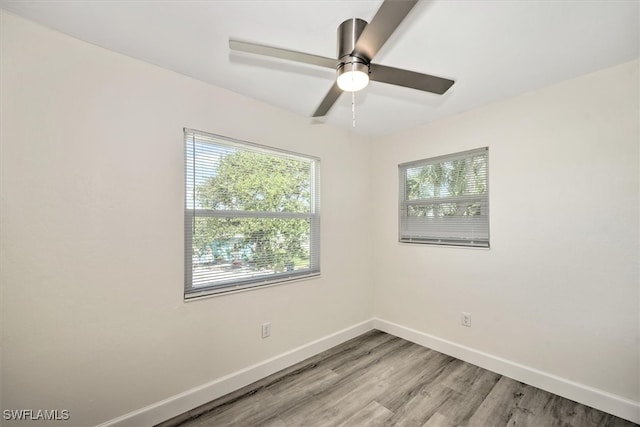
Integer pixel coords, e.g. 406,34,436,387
399,147,489,247
184,129,320,298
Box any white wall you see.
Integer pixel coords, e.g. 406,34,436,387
0,12,372,426
2,9,639,427
371,60,640,403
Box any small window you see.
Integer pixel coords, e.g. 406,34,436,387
399,147,489,247
184,129,320,299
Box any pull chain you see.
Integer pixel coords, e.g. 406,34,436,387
352,90,356,127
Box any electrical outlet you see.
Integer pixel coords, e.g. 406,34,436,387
461,312,471,327
261,322,271,339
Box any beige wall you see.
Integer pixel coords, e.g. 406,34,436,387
371,59,640,402
1,9,639,426
0,12,372,426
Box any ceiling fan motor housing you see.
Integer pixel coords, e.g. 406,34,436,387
337,18,370,76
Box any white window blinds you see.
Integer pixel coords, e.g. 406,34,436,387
184,129,320,298
399,147,489,248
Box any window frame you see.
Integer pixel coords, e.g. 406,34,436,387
184,129,320,299
398,147,489,248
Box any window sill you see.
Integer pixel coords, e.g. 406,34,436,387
184,272,321,302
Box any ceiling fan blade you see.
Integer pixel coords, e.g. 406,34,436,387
229,39,338,69
312,82,343,117
353,0,418,60
369,63,454,95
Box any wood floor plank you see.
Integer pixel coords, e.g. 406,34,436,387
178,388,278,427
263,339,414,425
467,376,526,426
438,367,501,425
336,401,393,427
265,330,395,395
276,340,423,425
159,331,638,427
255,417,287,427
375,348,453,412
387,382,460,426
388,364,500,426
265,366,340,403
422,412,454,427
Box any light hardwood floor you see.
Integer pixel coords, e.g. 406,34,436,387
158,330,637,427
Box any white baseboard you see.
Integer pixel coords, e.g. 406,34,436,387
373,318,640,424
98,317,639,426
96,319,375,427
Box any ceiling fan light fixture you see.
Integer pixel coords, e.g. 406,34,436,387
337,60,369,92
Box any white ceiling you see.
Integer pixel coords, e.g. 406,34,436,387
1,0,638,137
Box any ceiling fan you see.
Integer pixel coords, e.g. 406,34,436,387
229,0,455,117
